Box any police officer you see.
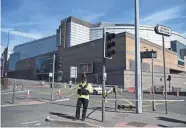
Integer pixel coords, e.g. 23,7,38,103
73,74,93,121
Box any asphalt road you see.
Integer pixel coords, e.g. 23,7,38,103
1,88,186,127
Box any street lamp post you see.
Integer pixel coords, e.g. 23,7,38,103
135,0,142,114
4,30,23,78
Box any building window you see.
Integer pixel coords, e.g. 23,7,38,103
178,60,184,66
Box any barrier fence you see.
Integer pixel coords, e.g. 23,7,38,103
1,78,77,105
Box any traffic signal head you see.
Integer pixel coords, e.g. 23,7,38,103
107,33,115,41
105,32,116,59
167,75,171,81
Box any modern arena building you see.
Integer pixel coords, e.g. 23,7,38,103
7,16,186,89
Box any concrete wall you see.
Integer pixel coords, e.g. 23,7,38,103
123,70,186,91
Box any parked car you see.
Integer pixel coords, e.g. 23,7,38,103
92,85,102,95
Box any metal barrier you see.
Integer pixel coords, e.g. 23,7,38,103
1,78,76,105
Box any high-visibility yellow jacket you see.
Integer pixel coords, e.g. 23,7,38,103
77,82,93,100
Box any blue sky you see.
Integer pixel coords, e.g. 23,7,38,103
1,0,186,51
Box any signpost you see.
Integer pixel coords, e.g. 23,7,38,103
154,25,172,36
155,24,172,114
49,72,52,83
70,66,77,84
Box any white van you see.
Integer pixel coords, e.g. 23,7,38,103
92,85,102,95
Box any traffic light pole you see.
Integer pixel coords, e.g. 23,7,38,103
102,27,106,122
134,0,142,114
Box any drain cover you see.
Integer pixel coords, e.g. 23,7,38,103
127,122,147,127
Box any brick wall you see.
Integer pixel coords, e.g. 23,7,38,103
123,70,186,91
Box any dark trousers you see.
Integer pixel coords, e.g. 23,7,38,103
75,98,89,119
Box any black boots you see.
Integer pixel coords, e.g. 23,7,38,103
81,118,85,121
73,117,85,121
73,117,79,121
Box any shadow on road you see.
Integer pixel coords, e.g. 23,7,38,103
50,112,74,120
50,103,76,107
158,124,168,127
156,117,186,124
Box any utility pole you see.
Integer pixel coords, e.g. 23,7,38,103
152,50,156,111
162,35,168,114
134,0,142,114
51,54,55,101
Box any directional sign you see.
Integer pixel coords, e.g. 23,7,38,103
141,51,157,59
154,25,172,36
49,73,53,77
70,66,77,78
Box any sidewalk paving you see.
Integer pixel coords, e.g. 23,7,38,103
46,108,186,127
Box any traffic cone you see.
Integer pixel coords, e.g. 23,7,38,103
58,89,62,96
176,90,179,97
26,90,30,98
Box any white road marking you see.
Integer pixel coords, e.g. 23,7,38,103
1,90,27,95
1,98,70,108
21,120,40,124
46,116,103,128
34,123,41,126
49,98,70,103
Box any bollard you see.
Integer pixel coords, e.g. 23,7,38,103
12,80,16,104
114,86,118,111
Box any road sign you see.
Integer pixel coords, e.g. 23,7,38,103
141,51,157,59
70,66,77,78
103,73,107,81
154,25,172,36
49,73,53,77
78,63,93,73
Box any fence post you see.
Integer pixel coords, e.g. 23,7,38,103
115,86,118,111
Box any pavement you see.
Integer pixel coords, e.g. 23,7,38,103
1,86,186,127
